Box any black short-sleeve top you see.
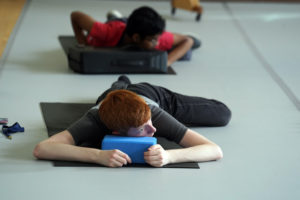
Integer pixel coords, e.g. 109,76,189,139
67,96,188,149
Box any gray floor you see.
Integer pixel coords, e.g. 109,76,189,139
1,0,300,199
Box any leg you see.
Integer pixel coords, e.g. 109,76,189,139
174,35,201,61
178,49,192,61
106,10,123,21
188,35,201,50
110,75,131,88
156,87,231,127
106,17,128,24
95,75,131,104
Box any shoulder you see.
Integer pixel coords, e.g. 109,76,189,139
150,106,187,143
160,31,174,39
156,31,174,51
149,105,163,119
67,106,109,146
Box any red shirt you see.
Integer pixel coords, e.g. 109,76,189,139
87,21,174,51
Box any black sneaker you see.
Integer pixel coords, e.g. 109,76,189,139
189,35,201,50
106,10,123,21
118,75,131,84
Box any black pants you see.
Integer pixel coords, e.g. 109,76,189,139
96,77,231,127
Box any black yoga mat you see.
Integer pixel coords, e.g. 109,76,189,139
40,102,199,168
59,36,176,75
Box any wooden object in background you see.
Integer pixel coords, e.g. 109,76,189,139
171,0,203,21
0,0,26,58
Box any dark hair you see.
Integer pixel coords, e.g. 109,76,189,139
125,6,165,40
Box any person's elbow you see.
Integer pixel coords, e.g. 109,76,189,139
33,141,50,159
214,144,223,160
71,11,80,19
206,143,223,161
33,142,43,159
70,11,85,23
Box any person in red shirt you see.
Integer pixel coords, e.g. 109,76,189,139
71,6,200,66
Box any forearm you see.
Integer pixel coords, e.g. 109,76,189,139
33,142,100,164
167,36,193,66
70,11,91,45
71,20,87,45
166,144,223,164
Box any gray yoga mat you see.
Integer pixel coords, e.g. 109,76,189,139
40,102,199,168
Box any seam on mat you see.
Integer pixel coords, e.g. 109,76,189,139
223,2,300,111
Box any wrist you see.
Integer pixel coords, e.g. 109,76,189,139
90,149,103,165
165,149,184,164
165,150,174,164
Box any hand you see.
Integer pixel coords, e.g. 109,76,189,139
98,149,132,168
144,144,170,167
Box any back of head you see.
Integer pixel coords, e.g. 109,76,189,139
99,90,151,132
125,6,165,39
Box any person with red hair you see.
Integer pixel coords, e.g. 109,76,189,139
33,75,231,167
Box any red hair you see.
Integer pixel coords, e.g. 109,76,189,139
99,90,151,131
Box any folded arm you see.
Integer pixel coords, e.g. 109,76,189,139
144,129,223,167
71,11,96,45
167,33,194,66
33,130,131,167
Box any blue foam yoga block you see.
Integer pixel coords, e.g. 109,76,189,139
101,135,157,163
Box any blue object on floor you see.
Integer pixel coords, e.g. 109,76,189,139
102,135,157,163
178,49,192,61
2,122,25,135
